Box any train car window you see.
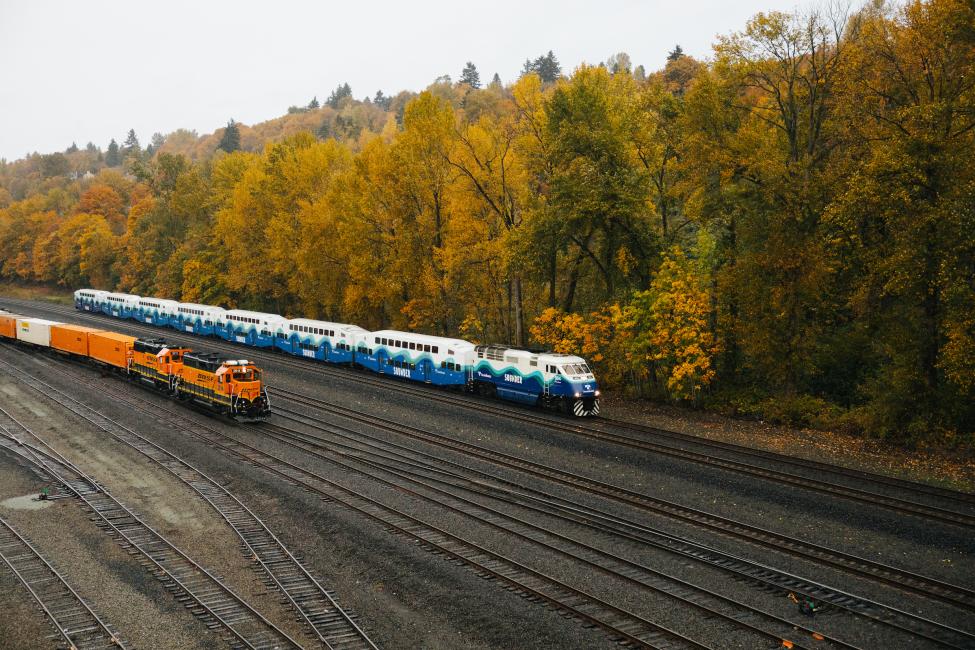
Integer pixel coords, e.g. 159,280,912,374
433,346,439,354
410,363,416,370
424,344,431,353
440,361,446,368
530,360,537,367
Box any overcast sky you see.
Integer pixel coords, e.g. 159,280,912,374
0,0,807,162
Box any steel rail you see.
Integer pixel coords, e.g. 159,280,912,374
0,352,377,650
0,406,302,650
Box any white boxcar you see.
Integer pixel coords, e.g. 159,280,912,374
16,318,61,347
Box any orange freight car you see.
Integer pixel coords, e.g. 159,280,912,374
87,330,136,369
50,323,103,356
0,313,24,339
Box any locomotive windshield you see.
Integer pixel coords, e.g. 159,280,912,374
561,363,592,375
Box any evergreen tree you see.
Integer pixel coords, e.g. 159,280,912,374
217,119,241,153
460,61,481,88
490,72,502,88
373,90,391,110
123,129,140,156
667,44,684,61
327,83,352,108
105,139,121,166
66,142,79,154
151,132,165,150
522,51,561,83
308,96,320,109
85,142,98,153
535,50,561,82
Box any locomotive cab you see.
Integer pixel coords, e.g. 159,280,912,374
538,353,601,417
216,360,269,419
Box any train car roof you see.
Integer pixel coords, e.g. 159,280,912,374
371,329,475,349
138,296,179,305
224,309,286,321
287,318,367,332
177,302,226,311
74,288,109,295
106,292,141,300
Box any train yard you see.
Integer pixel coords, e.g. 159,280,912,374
1,297,973,649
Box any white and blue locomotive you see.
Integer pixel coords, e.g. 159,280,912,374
74,289,601,416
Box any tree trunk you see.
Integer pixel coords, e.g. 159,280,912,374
512,275,524,346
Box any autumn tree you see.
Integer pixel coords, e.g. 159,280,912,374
828,0,975,438
542,65,656,311
76,184,125,232
627,247,718,400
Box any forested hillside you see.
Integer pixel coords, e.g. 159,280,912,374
1,0,972,443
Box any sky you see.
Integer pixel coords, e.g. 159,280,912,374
0,0,807,162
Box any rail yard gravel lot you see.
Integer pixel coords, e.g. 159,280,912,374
1,296,973,649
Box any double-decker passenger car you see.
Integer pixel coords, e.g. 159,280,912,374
217,309,287,348
74,289,109,313
362,330,475,387
174,303,226,336
135,297,180,326
276,318,366,364
102,292,140,319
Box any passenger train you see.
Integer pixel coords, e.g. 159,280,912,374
74,289,601,416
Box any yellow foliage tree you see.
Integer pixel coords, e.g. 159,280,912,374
628,247,717,400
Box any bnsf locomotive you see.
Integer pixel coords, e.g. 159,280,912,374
0,312,269,420
75,289,601,416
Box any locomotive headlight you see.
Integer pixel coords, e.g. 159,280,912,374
574,391,581,398
595,390,601,396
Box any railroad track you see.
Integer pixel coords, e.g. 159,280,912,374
0,353,377,650
273,386,975,618
4,347,972,649
0,406,303,650
0,351,710,649
260,406,973,650
13,349,846,649
0,515,125,650
6,298,972,525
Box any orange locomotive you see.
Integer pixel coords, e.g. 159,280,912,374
0,317,269,420
131,338,269,419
